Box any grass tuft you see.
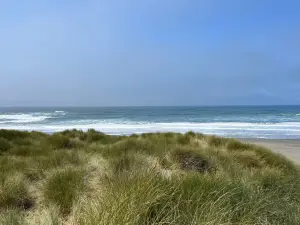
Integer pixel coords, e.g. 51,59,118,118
0,137,11,153
208,135,227,147
0,129,29,141
43,168,85,215
233,151,263,168
47,134,75,149
0,175,34,210
227,139,253,150
0,210,27,225
177,133,192,145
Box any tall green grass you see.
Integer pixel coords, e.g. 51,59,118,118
0,175,33,211
43,168,85,215
0,129,299,224
0,210,27,225
0,137,11,153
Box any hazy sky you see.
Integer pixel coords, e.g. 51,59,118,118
1,0,299,106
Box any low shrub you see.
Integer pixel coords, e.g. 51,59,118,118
48,134,74,149
0,129,29,141
177,133,192,145
11,138,32,146
8,146,47,157
0,137,11,153
227,139,253,150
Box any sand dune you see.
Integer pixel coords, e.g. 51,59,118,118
241,139,300,163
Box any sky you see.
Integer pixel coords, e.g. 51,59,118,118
0,0,299,106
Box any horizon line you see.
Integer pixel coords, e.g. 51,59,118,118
1,104,300,108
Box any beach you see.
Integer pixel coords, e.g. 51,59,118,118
241,138,300,163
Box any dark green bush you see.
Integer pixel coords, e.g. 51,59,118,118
48,134,74,149
186,131,196,137
177,133,192,145
0,137,11,153
8,146,33,157
0,129,29,140
86,129,117,144
227,139,253,150
11,138,32,146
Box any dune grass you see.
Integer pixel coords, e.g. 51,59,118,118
0,174,33,211
0,129,299,225
43,168,85,215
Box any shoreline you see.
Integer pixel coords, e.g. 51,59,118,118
239,138,300,163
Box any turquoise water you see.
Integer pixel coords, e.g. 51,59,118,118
1,106,300,139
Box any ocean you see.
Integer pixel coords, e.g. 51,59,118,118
0,106,300,139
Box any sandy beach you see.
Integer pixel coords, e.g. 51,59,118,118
241,139,300,163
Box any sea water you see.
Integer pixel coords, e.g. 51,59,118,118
1,106,300,139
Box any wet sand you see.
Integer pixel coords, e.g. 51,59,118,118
240,139,300,163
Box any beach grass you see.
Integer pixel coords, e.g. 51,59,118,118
0,129,299,225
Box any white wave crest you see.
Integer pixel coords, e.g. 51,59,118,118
1,121,300,139
0,111,67,124
0,114,50,123
54,111,67,115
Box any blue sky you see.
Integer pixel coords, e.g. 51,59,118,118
0,0,299,106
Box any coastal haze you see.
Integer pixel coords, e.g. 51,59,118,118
0,1,300,107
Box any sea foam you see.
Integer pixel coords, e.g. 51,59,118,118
1,120,300,139
0,111,66,124
1,107,300,139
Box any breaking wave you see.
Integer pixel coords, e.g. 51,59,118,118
1,120,300,139
0,111,66,124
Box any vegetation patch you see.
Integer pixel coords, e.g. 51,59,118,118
47,134,75,149
0,129,30,141
43,168,85,215
0,137,11,153
233,151,263,168
227,139,253,150
208,135,227,147
0,210,27,225
0,175,34,210
172,149,212,172
0,129,299,224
